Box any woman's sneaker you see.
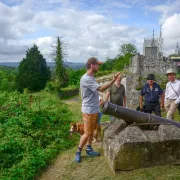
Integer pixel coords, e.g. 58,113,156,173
74,152,81,162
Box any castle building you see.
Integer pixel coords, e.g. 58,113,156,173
143,39,158,58
143,28,163,60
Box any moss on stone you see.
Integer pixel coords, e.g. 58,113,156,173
114,143,149,170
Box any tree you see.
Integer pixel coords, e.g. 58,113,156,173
114,54,132,71
119,43,138,56
99,57,116,71
53,37,68,88
16,44,50,92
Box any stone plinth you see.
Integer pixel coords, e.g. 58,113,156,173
103,120,180,171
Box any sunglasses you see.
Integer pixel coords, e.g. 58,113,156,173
147,79,154,80
167,73,175,76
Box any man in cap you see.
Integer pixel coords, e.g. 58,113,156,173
139,74,164,116
75,57,120,163
164,69,180,120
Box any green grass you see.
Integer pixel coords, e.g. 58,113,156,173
101,114,110,122
63,96,110,123
63,95,83,122
39,142,180,180
42,97,180,180
161,108,180,122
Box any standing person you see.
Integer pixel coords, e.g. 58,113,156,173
106,74,126,121
106,74,126,107
74,57,120,163
139,74,164,117
164,69,180,120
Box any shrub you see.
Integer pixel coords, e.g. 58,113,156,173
68,68,86,86
0,66,17,92
0,91,77,180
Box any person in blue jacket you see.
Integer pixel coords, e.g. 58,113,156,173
139,74,164,117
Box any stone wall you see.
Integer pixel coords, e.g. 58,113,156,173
125,74,141,109
104,119,180,171
129,53,177,76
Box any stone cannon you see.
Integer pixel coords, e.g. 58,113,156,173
102,101,180,171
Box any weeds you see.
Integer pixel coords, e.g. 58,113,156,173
0,91,78,180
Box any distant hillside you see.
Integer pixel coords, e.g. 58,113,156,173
0,62,85,70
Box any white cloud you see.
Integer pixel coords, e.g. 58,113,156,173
142,0,180,56
162,14,180,39
6,0,180,62
0,36,55,62
162,13,180,55
85,46,98,55
147,0,180,23
0,2,35,40
36,37,54,46
0,0,148,62
0,39,28,55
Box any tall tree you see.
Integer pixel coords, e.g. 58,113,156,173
119,43,138,56
53,37,68,87
16,44,50,92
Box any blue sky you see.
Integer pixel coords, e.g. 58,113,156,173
0,0,180,62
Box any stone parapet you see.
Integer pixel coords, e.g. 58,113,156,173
103,120,180,171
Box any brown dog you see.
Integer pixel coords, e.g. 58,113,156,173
70,122,101,143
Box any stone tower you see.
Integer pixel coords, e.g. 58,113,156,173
175,42,180,55
143,30,158,58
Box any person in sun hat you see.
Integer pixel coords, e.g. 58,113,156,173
74,57,120,163
164,69,180,120
139,74,164,116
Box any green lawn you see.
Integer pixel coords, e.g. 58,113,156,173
40,142,180,180
39,97,180,180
